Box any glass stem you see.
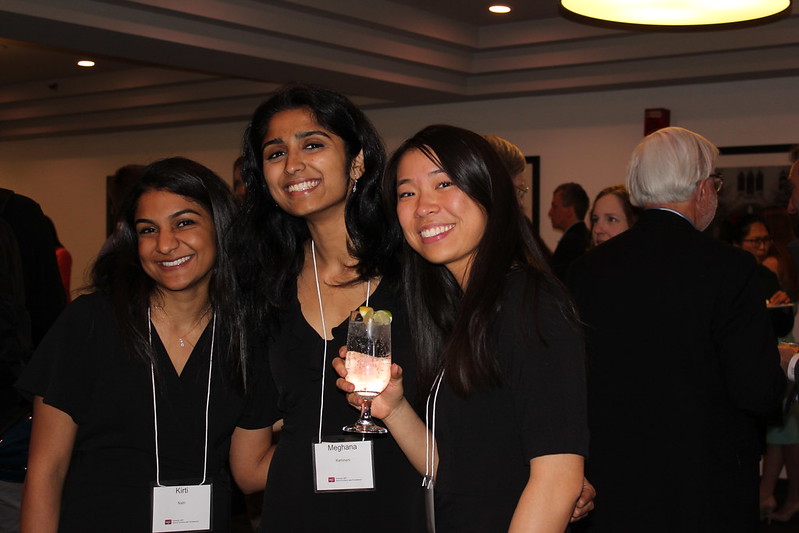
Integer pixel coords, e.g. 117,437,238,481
361,397,374,423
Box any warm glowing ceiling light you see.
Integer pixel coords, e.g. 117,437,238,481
489,5,511,14
77,60,95,67
560,0,791,26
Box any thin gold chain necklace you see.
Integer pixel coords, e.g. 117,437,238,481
152,304,211,348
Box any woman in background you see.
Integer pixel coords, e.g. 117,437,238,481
337,124,587,532
729,214,790,307
19,157,268,532
589,185,639,246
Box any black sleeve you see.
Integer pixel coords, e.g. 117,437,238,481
501,275,589,460
16,294,103,423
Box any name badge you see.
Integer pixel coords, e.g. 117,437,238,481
152,483,212,532
312,440,375,492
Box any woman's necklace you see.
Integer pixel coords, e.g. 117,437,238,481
152,304,212,348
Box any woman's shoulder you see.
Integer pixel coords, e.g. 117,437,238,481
502,266,565,303
68,291,113,314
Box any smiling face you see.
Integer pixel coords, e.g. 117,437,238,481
591,193,631,245
395,148,487,287
260,107,362,220
135,190,217,297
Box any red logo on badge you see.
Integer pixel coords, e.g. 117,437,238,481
165,520,172,525
328,477,335,482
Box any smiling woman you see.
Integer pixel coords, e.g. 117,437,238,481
17,157,271,533
368,124,588,532
225,83,425,533
135,189,217,296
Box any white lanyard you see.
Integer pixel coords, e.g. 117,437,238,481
311,240,370,443
423,369,444,487
148,307,215,486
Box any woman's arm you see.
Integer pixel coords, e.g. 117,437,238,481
229,426,274,494
20,396,78,533
509,453,584,533
333,349,436,476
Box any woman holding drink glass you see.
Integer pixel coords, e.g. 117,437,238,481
336,124,588,532
227,84,425,531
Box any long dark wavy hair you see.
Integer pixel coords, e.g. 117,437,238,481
92,157,247,389
228,83,400,330
383,124,574,397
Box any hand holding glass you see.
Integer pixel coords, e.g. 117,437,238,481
343,309,391,434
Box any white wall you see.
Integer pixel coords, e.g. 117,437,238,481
1,76,797,294
367,76,798,247
0,122,247,295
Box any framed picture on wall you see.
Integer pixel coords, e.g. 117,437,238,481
524,156,541,234
707,143,796,240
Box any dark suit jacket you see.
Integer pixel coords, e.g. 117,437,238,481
567,209,785,533
0,190,65,347
551,220,590,281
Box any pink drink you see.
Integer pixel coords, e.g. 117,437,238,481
346,350,391,397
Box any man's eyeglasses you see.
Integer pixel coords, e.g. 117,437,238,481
742,236,773,246
708,173,724,193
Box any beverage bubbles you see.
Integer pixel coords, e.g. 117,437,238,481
345,350,391,397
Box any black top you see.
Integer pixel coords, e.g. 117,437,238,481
0,189,65,347
17,293,270,533
551,221,590,281
433,270,588,532
568,209,785,532
258,275,425,533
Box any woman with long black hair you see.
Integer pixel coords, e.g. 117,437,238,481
19,157,269,532
336,124,588,532
226,83,425,532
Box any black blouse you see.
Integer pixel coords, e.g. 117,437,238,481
257,275,426,533
17,292,270,533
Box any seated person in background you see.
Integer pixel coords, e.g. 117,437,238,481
589,185,640,247
729,214,791,304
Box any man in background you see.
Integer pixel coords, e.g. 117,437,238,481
549,182,590,280
0,188,65,532
568,127,785,532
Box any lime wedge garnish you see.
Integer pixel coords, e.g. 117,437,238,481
358,306,374,322
373,310,392,325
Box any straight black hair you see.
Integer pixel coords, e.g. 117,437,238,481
383,124,572,396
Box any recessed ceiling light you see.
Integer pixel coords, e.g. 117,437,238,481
77,60,95,67
489,5,511,14
560,0,791,26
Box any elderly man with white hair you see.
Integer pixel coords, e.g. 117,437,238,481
568,127,786,533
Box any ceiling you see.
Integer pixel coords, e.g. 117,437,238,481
0,0,797,141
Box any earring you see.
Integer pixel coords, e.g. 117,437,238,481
352,179,358,193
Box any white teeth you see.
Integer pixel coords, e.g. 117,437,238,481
420,224,454,238
287,180,320,193
160,256,191,267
